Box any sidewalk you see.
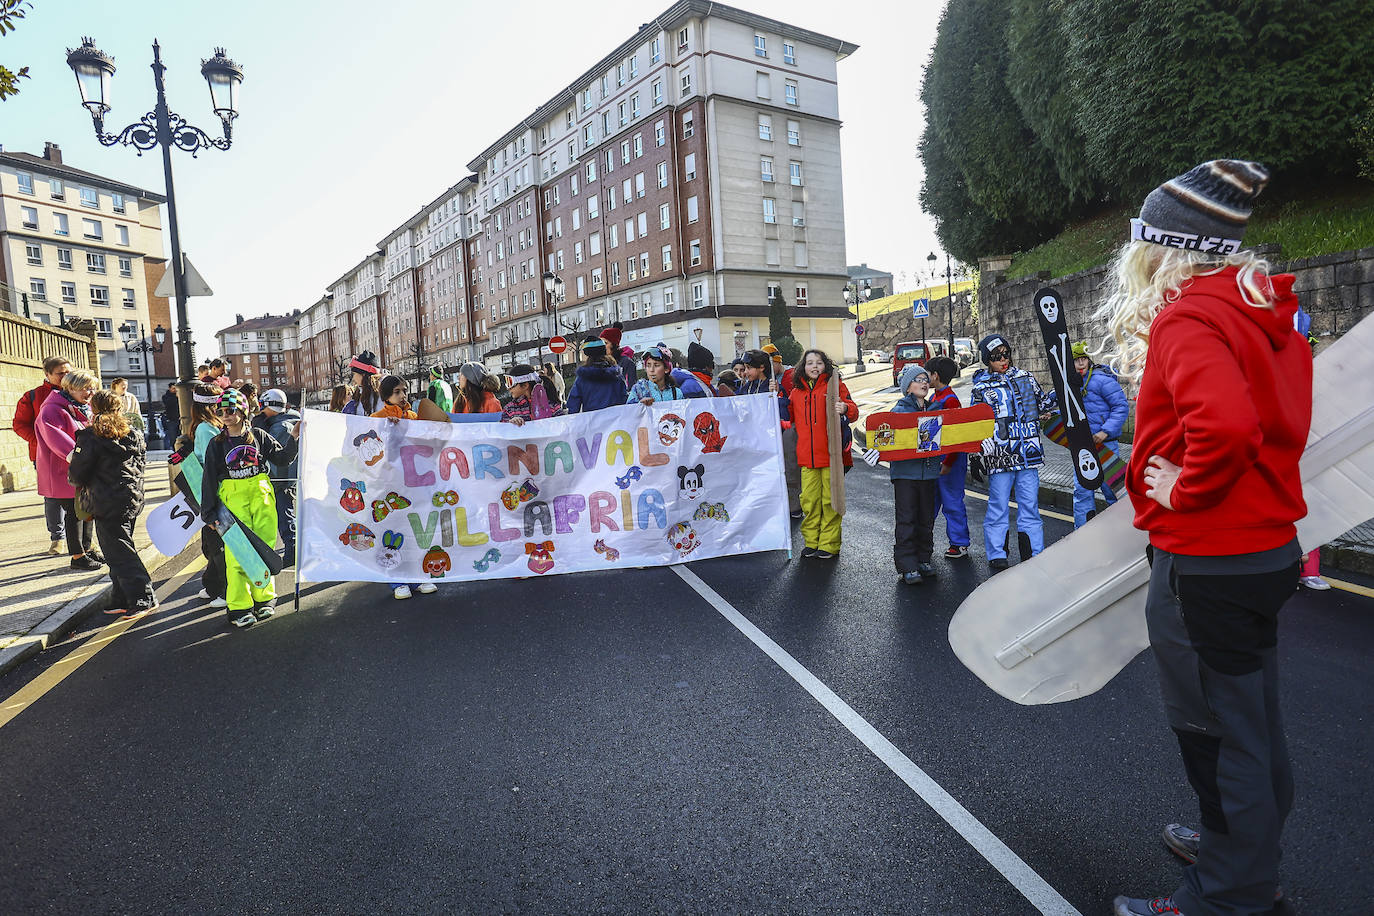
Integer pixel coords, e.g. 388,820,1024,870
0,451,183,676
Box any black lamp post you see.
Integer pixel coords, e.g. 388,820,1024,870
844,279,871,373
928,250,959,359
120,319,165,430
541,270,565,366
66,37,243,436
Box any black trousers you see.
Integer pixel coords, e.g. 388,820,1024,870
55,497,93,556
200,526,227,600
94,513,154,609
892,478,937,573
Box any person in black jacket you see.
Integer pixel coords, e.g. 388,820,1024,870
69,390,155,615
160,383,181,449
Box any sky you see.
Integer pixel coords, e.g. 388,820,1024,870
1,0,948,356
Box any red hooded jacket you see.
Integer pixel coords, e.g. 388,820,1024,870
1127,267,1311,555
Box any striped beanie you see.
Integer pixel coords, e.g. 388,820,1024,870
1132,160,1268,256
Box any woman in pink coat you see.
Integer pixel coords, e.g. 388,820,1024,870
36,368,101,569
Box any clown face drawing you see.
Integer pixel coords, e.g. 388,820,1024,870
657,413,687,447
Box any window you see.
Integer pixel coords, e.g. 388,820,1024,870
583,124,595,150
682,112,694,138
758,114,773,141
57,248,73,270
630,296,639,319
29,278,46,301
586,160,597,182
755,34,767,57
87,252,107,273
82,218,102,240
622,178,632,202
588,195,599,219
761,157,774,182
655,121,666,146
25,243,42,266
21,206,37,229
767,282,783,304
53,212,69,236
687,196,699,222
763,198,776,224
664,286,676,310
17,172,33,194
692,281,705,309
766,240,781,265
610,224,619,248
609,186,618,210
556,250,565,270
50,178,64,200
575,241,584,263
628,257,637,281
576,276,586,297
657,161,668,188
91,285,109,307
617,63,626,87
660,203,672,229
601,75,610,97
637,212,648,236
633,135,643,158
678,27,689,51
795,284,808,307
60,281,76,304
112,192,127,214
684,153,696,181
80,187,99,208
572,209,581,231
792,201,806,227
116,225,130,246
555,216,563,238
652,80,663,107
640,252,650,276
756,71,770,99
662,245,673,272
611,262,620,286
787,120,801,146
572,174,579,196
785,80,798,106
582,88,593,112
94,318,113,339
601,111,612,137
625,218,635,244
635,173,645,197
631,94,640,119
790,161,804,186
690,239,701,266
122,288,136,308
784,42,796,65
618,101,628,127
680,71,692,97
794,242,809,268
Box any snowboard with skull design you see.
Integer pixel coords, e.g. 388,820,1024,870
1033,287,1104,491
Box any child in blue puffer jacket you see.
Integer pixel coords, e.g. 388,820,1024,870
1068,341,1129,528
566,338,626,413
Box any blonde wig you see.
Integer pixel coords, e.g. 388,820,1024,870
1092,241,1275,388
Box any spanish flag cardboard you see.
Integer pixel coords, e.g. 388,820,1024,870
865,404,995,460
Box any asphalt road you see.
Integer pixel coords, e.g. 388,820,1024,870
1,465,1370,914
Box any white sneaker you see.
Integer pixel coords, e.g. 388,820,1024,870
48,539,63,556
209,596,228,609
1300,576,1332,591
197,589,211,600
416,583,437,595
393,585,412,600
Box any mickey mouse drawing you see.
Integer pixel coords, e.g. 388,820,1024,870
677,464,706,501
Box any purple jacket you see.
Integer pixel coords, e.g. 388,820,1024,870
35,390,89,499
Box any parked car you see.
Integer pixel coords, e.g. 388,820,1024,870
863,349,890,364
953,337,976,368
891,341,931,387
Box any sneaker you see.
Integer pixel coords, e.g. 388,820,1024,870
901,571,923,585
70,555,104,571
416,583,437,595
815,550,836,560
230,612,256,629
944,545,969,559
1161,823,1199,864
916,562,937,579
197,588,212,600
48,539,63,556
208,596,228,609
252,604,275,621
989,557,1010,572
1112,896,1181,915
1299,575,1332,590
393,585,412,600
800,546,818,558
130,600,158,615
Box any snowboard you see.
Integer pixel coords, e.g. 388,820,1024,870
1033,287,1104,490
172,451,282,588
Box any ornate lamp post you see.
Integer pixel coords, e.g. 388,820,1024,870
120,319,165,430
66,37,243,434
844,278,871,373
928,250,958,358
541,270,565,366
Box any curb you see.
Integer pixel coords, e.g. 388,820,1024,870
0,538,199,681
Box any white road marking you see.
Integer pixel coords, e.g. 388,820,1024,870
672,564,1082,916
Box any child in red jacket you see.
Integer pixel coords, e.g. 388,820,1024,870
783,349,857,559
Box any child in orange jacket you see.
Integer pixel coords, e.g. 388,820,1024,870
782,349,857,558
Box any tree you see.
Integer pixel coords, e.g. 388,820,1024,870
0,1,32,102
767,290,803,367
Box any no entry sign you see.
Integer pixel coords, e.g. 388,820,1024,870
548,335,568,354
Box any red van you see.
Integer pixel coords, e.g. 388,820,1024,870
891,341,930,387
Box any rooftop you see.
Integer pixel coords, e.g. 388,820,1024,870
0,146,167,204
216,313,300,336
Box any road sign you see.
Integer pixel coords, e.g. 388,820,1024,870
912,297,930,319
154,254,214,298
854,323,865,337
548,335,568,354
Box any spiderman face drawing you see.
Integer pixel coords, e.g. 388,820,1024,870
692,412,727,453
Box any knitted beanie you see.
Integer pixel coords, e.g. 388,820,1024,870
600,322,624,350
977,333,1011,366
1133,160,1268,254
687,341,714,372
216,387,247,413
897,363,930,394
1071,341,1090,360
350,350,380,376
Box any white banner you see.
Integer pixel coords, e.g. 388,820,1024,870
296,396,790,583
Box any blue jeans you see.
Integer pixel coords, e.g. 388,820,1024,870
984,468,1044,560
1072,441,1118,528
44,496,65,541
934,453,970,548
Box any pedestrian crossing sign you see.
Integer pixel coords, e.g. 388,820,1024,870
912,297,930,318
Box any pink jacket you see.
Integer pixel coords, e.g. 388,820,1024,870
35,390,89,499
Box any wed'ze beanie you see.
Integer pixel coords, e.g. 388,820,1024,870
1132,160,1269,255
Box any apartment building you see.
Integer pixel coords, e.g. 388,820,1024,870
0,142,174,401
214,312,303,393
297,1,857,379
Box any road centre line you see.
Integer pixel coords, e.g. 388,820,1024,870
964,486,1075,523
0,612,146,730
672,565,1082,916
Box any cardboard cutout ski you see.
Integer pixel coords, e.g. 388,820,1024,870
1041,414,1129,491
948,312,1374,704
1033,287,1104,490
167,450,282,588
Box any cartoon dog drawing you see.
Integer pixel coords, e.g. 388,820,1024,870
593,538,620,562
677,464,706,500
657,413,687,447
376,531,404,571
666,521,700,557
524,541,555,574
422,546,452,579
353,430,385,467
472,548,501,572
693,412,727,453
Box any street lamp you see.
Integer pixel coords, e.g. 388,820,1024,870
844,278,871,373
120,319,166,431
66,36,243,436
928,250,958,359
542,270,565,365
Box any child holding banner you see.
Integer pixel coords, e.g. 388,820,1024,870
454,362,503,415
566,338,627,413
887,365,946,584
369,376,440,600
502,364,563,425
628,345,687,404
785,349,857,559
925,356,971,559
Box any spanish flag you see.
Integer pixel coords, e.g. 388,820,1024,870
865,404,995,461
